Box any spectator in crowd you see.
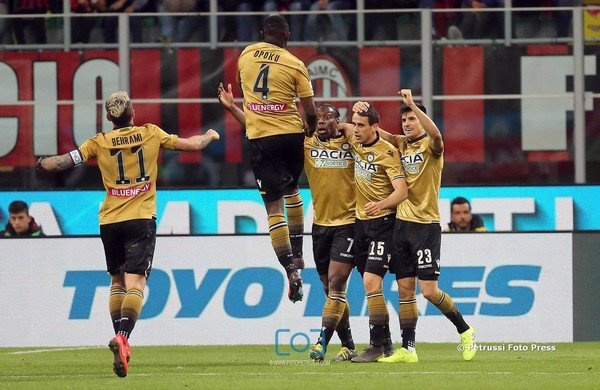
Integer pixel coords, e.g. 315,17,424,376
445,197,487,232
0,0,9,43
0,201,45,237
513,0,555,38
447,0,503,40
554,0,577,37
158,0,204,43
365,0,419,41
101,0,157,43
420,0,462,39
233,1,309,42
12,0,51,44
305,0,356,41
71,0,102,44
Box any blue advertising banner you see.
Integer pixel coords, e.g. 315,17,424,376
0,186,597,235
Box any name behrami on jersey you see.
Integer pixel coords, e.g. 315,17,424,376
393,133,443,223
346,132,405,221
237,42,314,139
77,124,178,225
304,134,355,226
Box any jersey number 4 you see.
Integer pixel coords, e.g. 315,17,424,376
253,64,270,100
110,146,150,185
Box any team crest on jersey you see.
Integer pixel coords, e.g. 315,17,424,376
401,152,424,174
341,142,351,151
366,152,375,163
307,55,352,122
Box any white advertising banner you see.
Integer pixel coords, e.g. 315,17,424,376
0,233,572,347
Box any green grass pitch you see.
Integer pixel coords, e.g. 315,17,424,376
1,343,599,389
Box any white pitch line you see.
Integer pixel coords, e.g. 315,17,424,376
6,347,101,355
2,371,594,380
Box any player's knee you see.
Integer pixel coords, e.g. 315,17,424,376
421,287,439,302
363,273,382,293
328,274,346,292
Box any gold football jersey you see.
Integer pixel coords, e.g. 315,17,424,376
346,132,405,220
304,134,355,226
237,42,314,139
391,133,443,224
77,124,178,225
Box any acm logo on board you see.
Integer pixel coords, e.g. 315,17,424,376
306,55,352,122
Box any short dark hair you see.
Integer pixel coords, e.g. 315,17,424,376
400,103,427,116
318,104,340,119
356,104,379,125
8,200,29,214
450,197,471,210
262,14,289,41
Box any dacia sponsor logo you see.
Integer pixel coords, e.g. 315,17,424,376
401,152,424,174
309,149,353,160
64,265,541,320
354,156,378,173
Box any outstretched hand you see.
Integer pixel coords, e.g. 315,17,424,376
218,82,234,109
205,129,220,141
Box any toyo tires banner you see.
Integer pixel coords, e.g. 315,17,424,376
0,233,572,347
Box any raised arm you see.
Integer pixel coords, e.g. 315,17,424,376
37,153,75,172
300,96,317,137
173,129,220,152
399,89,443,154
218,82,246,127
364,177,408,217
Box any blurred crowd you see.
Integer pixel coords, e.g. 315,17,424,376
0,0,584,45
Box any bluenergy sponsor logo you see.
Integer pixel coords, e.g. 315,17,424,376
108,182,151,198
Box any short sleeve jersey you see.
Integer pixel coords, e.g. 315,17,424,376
237,42,314,139
77,124,178,225
304,134,355,226
391,133,443,224
346,132,405,221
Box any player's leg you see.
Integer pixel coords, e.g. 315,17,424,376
265,198,302,302
419,279,476,361
418,222,475,361
351,217,394,363
109,274,126,334
100,223,127,335
379,276,419,363
380,219,419,363
309,225,335,360
117,219,156,340
328,260,356,362
250,137,302,301
283,134,306,269
284,187,305,269
101,223,130,377
109,219,155,377
311,257,354,360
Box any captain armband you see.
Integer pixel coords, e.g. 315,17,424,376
69,149,84,166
